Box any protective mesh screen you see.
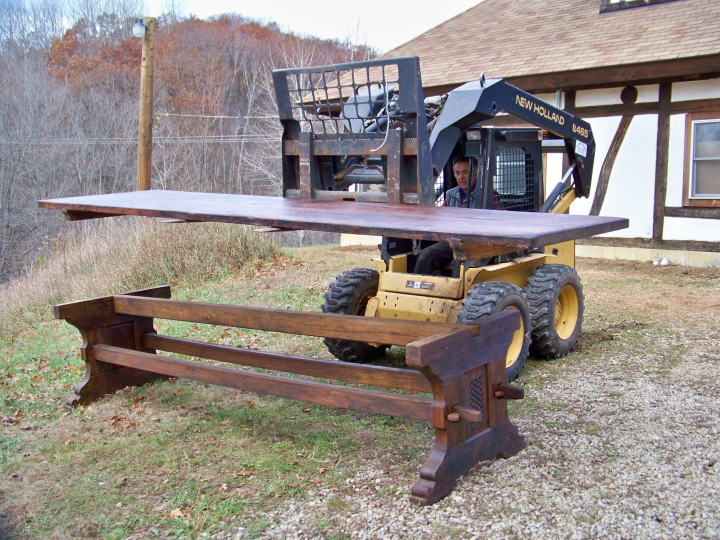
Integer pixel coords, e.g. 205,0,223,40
494,147,536,212
434,172,445,206
282,64,401,138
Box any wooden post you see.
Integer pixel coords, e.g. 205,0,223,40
136,17,156,191
653,83,672,240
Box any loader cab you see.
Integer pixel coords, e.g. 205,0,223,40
438,127,544,212
382,127,545,275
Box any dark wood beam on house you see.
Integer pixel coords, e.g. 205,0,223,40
665,207,720,220
577,237,720,254
589,86,639,216
574,99,720,118
564,91,576,114
591,116,632,216
575,236,720,253
424,86,719,122
504,54,720,94
671,98,720,115
653,83,672,240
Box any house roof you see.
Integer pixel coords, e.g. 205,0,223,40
385,0,720,92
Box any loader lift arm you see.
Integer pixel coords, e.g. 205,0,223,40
429,77,595,200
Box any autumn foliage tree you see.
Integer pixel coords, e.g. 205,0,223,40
46,28,141,93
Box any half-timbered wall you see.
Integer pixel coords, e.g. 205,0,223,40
540,78,720,266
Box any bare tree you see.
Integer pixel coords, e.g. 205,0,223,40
0,0,66,50
70,0,145,44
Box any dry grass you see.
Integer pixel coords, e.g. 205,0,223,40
0,218,276,340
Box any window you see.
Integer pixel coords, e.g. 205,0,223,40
495,148,527,196
684,113,720,207
494,148,538,213
599,0,678,13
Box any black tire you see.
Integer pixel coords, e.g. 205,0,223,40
321,268,387,363
458,281,531,381
525,264,584,359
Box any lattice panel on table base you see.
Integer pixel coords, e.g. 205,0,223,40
469,374,484,411
469,371,485,435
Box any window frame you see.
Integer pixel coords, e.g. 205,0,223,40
683,112,720,209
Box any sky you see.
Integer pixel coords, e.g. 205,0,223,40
145,0,484,53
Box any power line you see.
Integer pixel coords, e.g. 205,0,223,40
158,112,240,119
158,113,278,120
0,136,280,145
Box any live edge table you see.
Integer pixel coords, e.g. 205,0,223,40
39,190,628,505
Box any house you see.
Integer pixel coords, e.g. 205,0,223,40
376,0,720,266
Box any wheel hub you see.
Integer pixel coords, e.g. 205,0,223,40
505,307,525,368
555,285,579,341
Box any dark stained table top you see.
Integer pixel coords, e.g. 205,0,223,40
39,190,629,248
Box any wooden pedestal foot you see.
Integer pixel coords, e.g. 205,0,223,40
67,366,167,407
409,420,526,506
55,286,171,407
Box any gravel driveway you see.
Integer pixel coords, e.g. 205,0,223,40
212,258,720,540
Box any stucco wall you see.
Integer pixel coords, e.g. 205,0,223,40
575,84,660,106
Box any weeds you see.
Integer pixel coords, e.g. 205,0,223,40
0,239,428,539
0,218,276,340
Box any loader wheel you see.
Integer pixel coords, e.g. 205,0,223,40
524,264,584,359
458,281,531,381
321,268,387,363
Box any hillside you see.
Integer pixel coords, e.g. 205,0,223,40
1,2,373,284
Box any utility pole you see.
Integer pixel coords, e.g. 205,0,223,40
136,17,156,191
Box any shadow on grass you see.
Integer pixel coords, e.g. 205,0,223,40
368,346,408,368
0,513,18,540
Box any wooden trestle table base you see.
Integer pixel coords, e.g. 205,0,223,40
56,285,525,506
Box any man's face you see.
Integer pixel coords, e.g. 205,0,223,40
453,160,476,192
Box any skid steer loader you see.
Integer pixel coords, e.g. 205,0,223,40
271,57,599,380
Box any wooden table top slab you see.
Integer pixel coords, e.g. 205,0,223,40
39,190,629,248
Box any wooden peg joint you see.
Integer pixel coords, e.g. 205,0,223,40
493,383,525,400
448,405,482,423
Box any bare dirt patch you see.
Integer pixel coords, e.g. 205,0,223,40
574,321,648,352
